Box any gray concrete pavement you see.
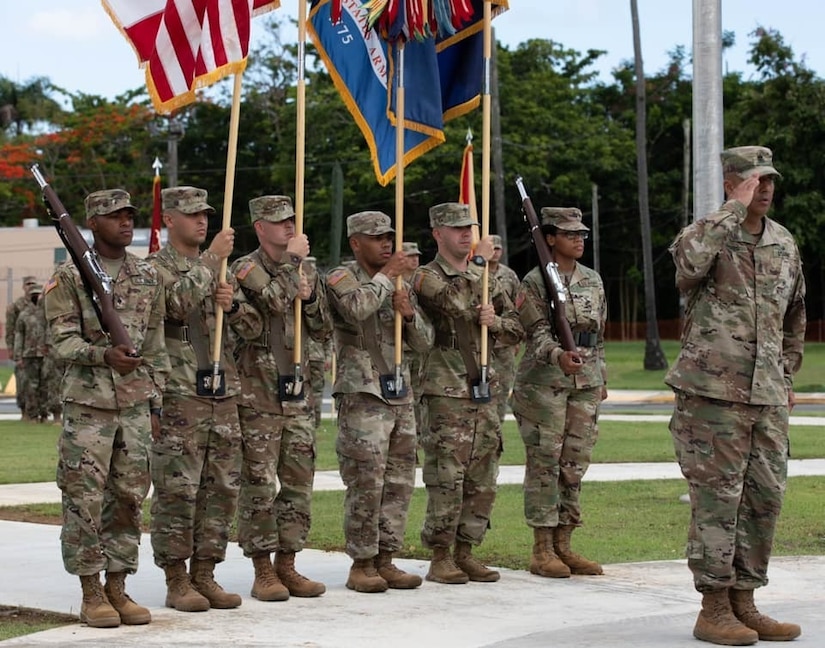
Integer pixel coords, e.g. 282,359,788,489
1,519,823,647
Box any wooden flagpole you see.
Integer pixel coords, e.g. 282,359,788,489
393,42,406,387
478,0,493,386
209,71,244,392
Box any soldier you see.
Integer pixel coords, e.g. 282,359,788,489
148,186,262,613
13,284,47,423
326,212,433,593
413,202,522,584
488,234,521,423
41,293,65,426
43,189,169,628
666,146,805,645
511,208,607,580
303,257,333,430
5,275,38,420
231,195,333,601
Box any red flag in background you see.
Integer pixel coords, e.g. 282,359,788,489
102,0,279,113
149,173,162,253
459,130,478,224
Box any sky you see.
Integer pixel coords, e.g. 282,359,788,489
1,1,823,104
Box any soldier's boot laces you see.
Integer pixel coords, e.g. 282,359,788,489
454,541,500,582
78,574,120,628
426,546,469,584
693,589,759,646
250,553,289,601
163,561,210,612
375,550,422,589
346,558,389,593
529,527,571,578
729,588,801,642
104,571,151,624
275,551,326,597
190,559,242,609
553,525,603,575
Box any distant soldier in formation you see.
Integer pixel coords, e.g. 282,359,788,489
13,284,47,423
511,208,607,580
148,186,262,613
303,257,333,430
326,212,433,593
44,189,169,628
666,146,805,646
232,195,333,602
413,202,523,585
488,234,521,423
5,275,38,420
400,241,427,438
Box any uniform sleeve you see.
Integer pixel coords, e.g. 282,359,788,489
404,287,434,353
142,277,170,409
304,273,334,342
4,303,17,350
44,269,108,367
153,252,219,321
517,275,563,366
326,267,392,324
226,273,264,341
782,252,807,388
232,256,302,315
412,265,483,322
13,316,24,361
669,200,747,293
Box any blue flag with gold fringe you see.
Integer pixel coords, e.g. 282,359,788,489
308,0,507,186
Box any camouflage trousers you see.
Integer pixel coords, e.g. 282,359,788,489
308,360,325,429
670,391,789,592
516,386,600,528
150,394,242,567
236,405,317,557
491,346,517,423
419,395,501,549
57,401,151,576
19,357,46,420
336,393,417,559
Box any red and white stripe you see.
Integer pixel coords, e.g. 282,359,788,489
103,0,278,113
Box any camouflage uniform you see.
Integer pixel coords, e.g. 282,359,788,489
41,298,65,422
13,289,47,421
402,242,427,436
413,204,523,551
232,196,333,559
489,235,521,423
304,257,333,429
512,209,607,531
148,186,263,571
326,213,433,561
5,276,38,415
665,147,806,594
43,189,169,577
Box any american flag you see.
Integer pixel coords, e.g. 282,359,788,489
102,0,279,113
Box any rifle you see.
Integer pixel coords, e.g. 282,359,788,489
31,164,137,354
515,176,577,352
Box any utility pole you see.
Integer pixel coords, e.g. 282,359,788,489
167,116,185,189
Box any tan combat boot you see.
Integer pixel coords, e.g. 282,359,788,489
346,558,389,593
426,546,469,584
693,589,759,645
78,574,120,628
375,550,422,589
104,571,151,624
454,541,500,582
250,553,289,601
730,588,801,641
275,551,326,597
190,558,242,609
553,525,603,575
163,561,210,612
529,527,571,578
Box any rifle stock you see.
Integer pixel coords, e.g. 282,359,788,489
515,176,577,352
31,164,136,353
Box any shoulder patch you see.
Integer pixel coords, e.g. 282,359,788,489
515,292,526,309
235,261,256,281
327,269,348,286
43,277,58,294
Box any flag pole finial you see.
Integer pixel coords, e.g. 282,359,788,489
466,128,473,144
152,157,163,176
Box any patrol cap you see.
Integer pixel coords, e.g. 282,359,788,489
429,202,477,228
402,241,422,256
249,195,295,223
540,207,589,232
84,189,138,219
721,145,781,179
491,235,503,249
29,284,43,294
22,275,37,286
347,211,394,237
162,186,215,214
